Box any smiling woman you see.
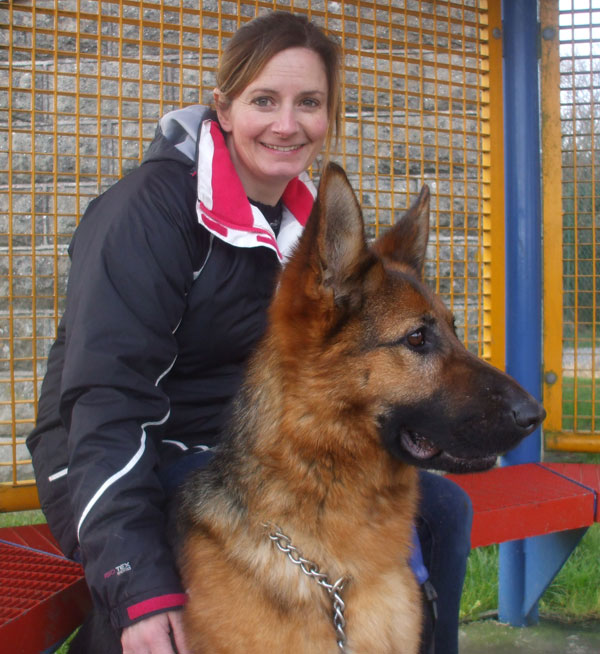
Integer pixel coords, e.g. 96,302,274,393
213,47,330,205
215,11,342,153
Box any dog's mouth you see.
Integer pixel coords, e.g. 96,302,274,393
400,430,441,460
398,429,497,473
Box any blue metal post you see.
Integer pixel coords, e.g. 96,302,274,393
499,0,544,625
501,0,543,467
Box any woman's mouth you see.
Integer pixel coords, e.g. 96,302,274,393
261,142,304,152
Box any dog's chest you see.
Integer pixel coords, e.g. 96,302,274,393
262,537,420,654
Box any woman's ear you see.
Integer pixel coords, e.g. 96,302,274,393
213,88,232,132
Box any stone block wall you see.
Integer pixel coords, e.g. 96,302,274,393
1,0,491,481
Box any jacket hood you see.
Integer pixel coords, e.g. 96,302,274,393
143,104,215,166
144,105,316,262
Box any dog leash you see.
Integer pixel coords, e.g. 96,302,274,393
265,525,349,651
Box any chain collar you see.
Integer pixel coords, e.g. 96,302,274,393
265,525,350,652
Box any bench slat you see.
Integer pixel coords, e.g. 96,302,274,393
542,463,600,521
447,463,596,548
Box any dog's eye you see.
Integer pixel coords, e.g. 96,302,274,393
406,329,426,348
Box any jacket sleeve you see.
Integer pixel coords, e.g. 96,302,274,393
26,315,80,558
59,160,200,628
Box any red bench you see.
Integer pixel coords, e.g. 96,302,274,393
1,462,598,650
0,523,90,654
447,462,599,548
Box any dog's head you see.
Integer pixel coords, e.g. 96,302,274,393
271,162,545,474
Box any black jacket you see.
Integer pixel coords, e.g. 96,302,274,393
27,105,315,628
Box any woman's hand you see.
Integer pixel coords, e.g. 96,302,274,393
121,611,192,654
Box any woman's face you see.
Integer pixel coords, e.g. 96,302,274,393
215,47,329,205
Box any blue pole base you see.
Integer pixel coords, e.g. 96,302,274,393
498,527,589,626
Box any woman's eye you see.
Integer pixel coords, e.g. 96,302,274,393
406,329,426,348
252,96,272,107
301,97,319,107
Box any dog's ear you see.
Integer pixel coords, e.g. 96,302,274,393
314,162,371,309
372,185,430,278
274,163,377,336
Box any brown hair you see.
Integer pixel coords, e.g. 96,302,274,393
215,11,342,154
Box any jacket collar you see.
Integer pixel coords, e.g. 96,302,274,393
196,119,316,263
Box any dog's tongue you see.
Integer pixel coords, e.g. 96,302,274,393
400,431,440,460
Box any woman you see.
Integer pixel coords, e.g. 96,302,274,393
27,11,471,654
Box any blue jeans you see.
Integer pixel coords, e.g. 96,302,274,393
416,470,473,654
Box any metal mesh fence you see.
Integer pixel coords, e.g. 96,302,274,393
560,1,600,435
0,0,500,503
543,0,600,450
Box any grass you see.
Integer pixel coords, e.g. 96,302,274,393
460,523,600,624
0,509,46,528
460,544,500,621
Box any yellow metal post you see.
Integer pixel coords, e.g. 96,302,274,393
0,484,40,513
485,0,506,371
541,0,564,438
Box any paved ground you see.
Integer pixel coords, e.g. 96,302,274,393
459,618,600,653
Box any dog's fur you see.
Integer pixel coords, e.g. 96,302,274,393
178,163,545,653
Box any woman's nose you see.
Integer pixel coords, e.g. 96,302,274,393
272,106,299,135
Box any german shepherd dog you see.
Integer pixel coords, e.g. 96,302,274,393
178,163,545,653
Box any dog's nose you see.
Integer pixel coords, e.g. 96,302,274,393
513,399,546,431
